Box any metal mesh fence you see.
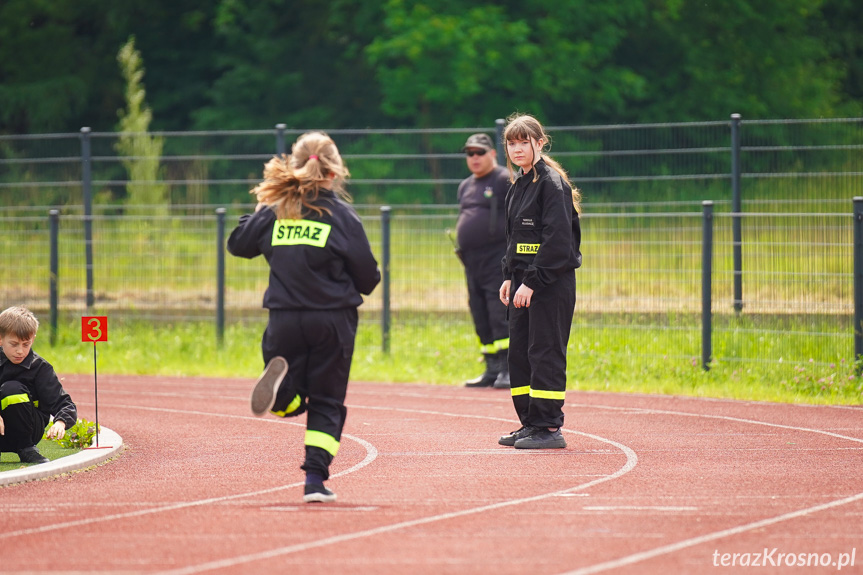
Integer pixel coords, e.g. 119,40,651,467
0,202,854,368
1,116,860,371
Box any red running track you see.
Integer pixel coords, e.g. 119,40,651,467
1,375,862,574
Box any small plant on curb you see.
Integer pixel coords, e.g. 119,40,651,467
48,419,100,449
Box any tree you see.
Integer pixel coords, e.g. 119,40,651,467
116,36,167,209
0,0,125,133
613,0,861,121
365,0,647,127
191,0,387,130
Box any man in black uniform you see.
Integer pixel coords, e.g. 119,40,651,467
456,133,511,388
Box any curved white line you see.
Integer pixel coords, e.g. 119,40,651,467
555,404,863,575
0,406,378,541
159,405,638,575
567,403,863,444
560,491,863,575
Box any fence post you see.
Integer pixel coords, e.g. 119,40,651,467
80,127,95,311
702,201,714,371
49,210,59,345
275,123,287,155
495,118,506,160
381,206,391,354
730,113,743,313
216,208,226,347
854,197,863,372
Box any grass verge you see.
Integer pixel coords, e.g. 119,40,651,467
31,318,863,406
0,439,82,472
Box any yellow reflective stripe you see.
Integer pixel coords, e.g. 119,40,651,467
516,243,539,254
272,219,332,247
305,430,340,456
271,394,302,417
480,343,496,354
1,393,31,410
530,388,566,401
493,338,509,351
510,385,530,397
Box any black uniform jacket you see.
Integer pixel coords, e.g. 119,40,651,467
0,348,78,428
503,159,582,290
227,191,381,310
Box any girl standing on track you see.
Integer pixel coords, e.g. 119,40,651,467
227,131,380,503
497,113,582,449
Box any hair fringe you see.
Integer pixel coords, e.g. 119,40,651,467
503,113,582,213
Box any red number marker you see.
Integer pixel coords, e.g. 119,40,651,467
81,316,108,342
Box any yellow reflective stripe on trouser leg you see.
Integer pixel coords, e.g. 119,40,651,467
271,394,302,417
305,430,340,457
1,393,31,411
480,343,496,354
529,388,567,401
510,385,530,397
493,338,509,352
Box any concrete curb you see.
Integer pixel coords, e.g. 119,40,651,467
0,427,123,487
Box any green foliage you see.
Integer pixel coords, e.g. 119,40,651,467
49,419,100,449
115,36,168,210
366,0,647,126
2,0,862,135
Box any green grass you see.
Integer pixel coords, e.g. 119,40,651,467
0,439,82,472
31,317,863,407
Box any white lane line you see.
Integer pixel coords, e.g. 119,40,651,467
157,406,639,575
0,407,377,541
565,403,863,444
561,491,863,575
554,404,863,575
583,506,698,512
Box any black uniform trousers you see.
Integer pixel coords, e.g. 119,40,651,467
508,271,575,429
0,381,48,452
463,243,509,351
261,308,357,480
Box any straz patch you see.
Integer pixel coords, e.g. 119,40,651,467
516,243,540,254
272,219,332,247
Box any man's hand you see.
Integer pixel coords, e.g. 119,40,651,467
0,414,4,436
45,420,66,440
499,280,511,306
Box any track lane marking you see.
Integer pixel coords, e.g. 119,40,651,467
0,407,377,541
156,405,638,575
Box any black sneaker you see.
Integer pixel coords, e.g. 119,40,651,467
17,446,50,464
250,356,288,416
303,483,337,503
498,425,538,446
514,428,567,449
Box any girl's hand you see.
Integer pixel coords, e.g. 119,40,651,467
499,280,511,306
513,284,534,308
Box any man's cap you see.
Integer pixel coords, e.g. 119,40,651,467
462,133,494,151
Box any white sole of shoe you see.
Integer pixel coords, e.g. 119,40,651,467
303,492,337,503
250,356,288,416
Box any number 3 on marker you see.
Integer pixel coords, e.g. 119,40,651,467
81,316,108,342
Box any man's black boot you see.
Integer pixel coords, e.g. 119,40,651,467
492,350,510,389
465,353,500,387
